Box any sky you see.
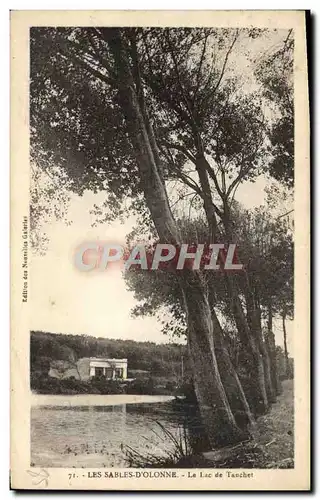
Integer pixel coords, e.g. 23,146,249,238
30,28,293,354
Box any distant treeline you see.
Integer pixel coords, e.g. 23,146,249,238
30,331,292,398
30,330,190,381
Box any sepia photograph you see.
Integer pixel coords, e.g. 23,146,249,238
10,10,310,491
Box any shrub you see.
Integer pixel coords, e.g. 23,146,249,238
126,377,156,395
89,376,126,394
31,373,177,396
31,374,95,394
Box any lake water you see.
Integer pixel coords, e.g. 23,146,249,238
31,395,186,468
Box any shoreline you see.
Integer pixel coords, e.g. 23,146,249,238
31,393,175,407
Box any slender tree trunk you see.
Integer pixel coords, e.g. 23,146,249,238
106,28,245,447
193,156,254,428
282,311,290,378
193,156,257,426
266,302,281,395
256,304,276,403
195,156,219,241
192,156,262,418
181,274,246,446
210,307,255,430
246,290,276,403
245,289,275,404
220,210,270,413
230,289,269,414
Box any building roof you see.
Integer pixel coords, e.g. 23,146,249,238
88,357,127,363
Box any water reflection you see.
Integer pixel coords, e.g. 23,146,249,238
31,400,186,468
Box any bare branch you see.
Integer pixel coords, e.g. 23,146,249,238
212,31,239,95
59,48,115,88
85,29,116,79
170,191,197,211
161,144,203,198
161,140,196,164
277,209,294,220
187,193,197,219
203,159,224,198
165,30,199,137
174,171,203,198
193,34,209,102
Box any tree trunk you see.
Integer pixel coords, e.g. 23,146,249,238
219,210,270,413
181,273,246,446
195,156,219,241
193,155,255,426
210,308,255,430
282,311,290,378
106,28,245,448
257,306,276,403
230,289,269,414
244,284,275,406
193,156,260,419
266,303,281,395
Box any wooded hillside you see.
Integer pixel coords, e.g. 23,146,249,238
30,330,189,380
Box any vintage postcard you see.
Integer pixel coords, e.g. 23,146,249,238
10,10,310,491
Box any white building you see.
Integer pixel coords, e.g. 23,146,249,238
87,358,128,380
49,357,128,381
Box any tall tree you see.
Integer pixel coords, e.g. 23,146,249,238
138,27,277,412
31,27,250,447
127,204,293,406
30,27,293,445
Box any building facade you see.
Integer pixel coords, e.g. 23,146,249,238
87,358,128,380
49,357,128,381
